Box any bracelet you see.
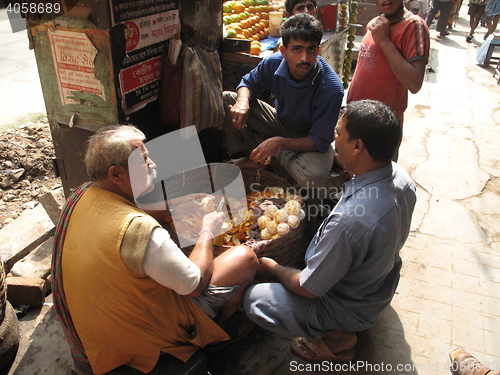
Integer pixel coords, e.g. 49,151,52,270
199,229,214,238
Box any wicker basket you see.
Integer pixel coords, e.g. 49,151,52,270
238,168,307,267
163,164,306,267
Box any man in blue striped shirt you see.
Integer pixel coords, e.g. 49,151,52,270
223,13,344,189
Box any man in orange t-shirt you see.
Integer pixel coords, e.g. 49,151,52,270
346,0,429,160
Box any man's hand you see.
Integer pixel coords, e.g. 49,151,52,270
368,13,427,94
200,211,224,237
231,87,253,129
258,256,278,279
369,15,391,47
249,136,284,165
258,256,316,299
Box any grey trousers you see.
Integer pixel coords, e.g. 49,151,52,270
243,282,345,340
223,91,335,188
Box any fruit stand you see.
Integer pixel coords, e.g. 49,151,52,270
220,0,360,90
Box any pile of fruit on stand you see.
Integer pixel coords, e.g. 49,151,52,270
223,0,285,55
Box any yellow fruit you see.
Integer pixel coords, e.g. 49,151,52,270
233,3,245,13
250,44,261,55
226,28,237,38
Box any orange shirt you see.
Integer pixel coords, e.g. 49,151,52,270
62,186,228,374
347,13,430,125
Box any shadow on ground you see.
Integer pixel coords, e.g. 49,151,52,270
206,306,415,375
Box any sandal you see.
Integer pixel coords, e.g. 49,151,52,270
291,337,356,363
466,34,473,43
449,348,495,375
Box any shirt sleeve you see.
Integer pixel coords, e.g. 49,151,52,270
309,83,343,152
300,215,354,296
143,227,201,295
402,16,430,63
236,53,279,96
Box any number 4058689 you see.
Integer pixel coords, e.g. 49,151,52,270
6,1,62,15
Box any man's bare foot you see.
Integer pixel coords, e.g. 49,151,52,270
322,331,358,353
245,239,272,255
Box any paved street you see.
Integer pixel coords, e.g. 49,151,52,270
0,8,46,130
5,5,500,375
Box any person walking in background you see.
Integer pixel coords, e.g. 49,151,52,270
484,0,500,39
447,0,463,30
346,0,430,161
426,0,454,37
466,0,488,42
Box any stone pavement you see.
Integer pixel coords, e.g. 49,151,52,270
7,7,500,375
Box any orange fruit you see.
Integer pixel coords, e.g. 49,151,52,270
250,44,261,55
233,3,245,12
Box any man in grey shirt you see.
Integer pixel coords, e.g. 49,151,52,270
244,100,417,362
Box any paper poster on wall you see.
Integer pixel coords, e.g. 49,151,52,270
48,29,105,106
116,9,180,115
110,0,178,25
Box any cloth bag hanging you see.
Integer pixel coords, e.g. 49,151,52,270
180,46,225,132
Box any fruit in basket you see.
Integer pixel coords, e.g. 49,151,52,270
287,214,300,229
264,204,279,218
284,199,301,216
174,185,304,247
274,209,288,223
277,222,290,236
257,215,271,229
260,228,272,240
266,220,278,234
